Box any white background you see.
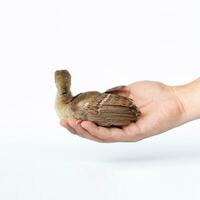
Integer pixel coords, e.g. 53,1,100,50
0,0,200,199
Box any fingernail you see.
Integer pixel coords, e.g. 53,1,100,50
60,120,67,127
76,120,82,125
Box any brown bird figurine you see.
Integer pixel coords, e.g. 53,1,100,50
55,69,141,127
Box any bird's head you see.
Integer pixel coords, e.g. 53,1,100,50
55,69,71,94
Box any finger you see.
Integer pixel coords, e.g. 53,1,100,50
60,119,68,128
67,119,106,143
60,120,77,135
81,121,129,142
105,85,125,93
105,85,130,97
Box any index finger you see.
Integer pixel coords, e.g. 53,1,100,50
80,121,130,142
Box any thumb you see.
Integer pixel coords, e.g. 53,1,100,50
105,85,129,96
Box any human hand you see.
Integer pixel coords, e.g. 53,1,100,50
60,81,186,142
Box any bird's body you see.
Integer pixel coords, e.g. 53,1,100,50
55,70,141,127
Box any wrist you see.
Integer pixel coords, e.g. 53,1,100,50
171,78,200,123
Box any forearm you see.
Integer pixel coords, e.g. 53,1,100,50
173,78,200,123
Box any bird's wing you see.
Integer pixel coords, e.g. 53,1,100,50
70,92,140,127
69,91,100,118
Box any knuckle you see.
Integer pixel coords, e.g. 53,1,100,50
95,140,105,143
100,134,113,140
130,134,144,142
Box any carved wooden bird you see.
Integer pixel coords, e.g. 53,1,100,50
55,70,141,127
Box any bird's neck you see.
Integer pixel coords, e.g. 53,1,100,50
56,90,73,104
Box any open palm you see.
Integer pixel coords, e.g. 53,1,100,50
60,81,185,142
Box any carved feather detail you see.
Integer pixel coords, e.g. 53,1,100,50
69,92,141,127
55,70,141,127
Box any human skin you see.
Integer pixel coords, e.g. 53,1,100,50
60,78,200,143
